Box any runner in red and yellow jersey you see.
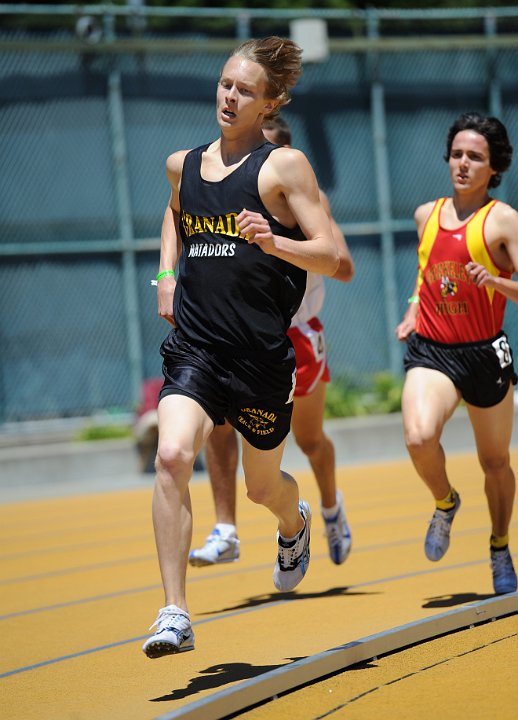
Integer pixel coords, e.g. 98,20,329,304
396,111,518,595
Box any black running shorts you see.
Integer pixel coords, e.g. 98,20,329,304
404,331,517,408
159,330,296,450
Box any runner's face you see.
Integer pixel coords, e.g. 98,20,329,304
217,55,274,130
449,130,497,194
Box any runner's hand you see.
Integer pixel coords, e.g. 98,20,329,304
237,208,275,253
157,275,176,326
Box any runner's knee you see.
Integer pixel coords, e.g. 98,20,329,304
246,482,276,507
156,440,196,476
295,433,326,459
478,451,511,478
405,425,440,456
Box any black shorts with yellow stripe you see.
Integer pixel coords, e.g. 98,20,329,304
404,331,517,408
159,329,296,450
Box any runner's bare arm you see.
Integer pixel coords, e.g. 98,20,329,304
238,148,339,277
157,151,188,325
395,203,433,340
319,189,354,282
466,203,518,303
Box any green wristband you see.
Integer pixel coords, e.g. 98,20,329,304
407,295,419,304
156,269,175,282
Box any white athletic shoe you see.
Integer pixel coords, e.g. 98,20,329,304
188,527,240,567
322,491,352,565
273,500,312,592
142,605,195,658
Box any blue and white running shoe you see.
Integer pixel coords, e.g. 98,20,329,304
142,605,195,658
189,527,240,567
273,500,312,592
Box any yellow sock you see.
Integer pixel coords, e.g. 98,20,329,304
490,533,509,550
435,487,457,511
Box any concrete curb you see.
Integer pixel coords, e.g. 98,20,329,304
153,593,518,720
2,408,518,503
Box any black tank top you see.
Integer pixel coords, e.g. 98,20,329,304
174,141,307,358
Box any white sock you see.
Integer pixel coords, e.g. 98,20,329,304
279,518,306,544
215,523,237,538
321,493,341,518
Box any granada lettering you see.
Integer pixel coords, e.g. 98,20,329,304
241,408,278,423
181,210,240,238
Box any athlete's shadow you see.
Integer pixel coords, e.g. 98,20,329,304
203,586,380,615
422,592,494,608
150,657,304,702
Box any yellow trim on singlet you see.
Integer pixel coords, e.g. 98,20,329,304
417,198,498,298
466,199,498,304
417,198,445,293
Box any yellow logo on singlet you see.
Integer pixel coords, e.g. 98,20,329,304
237,407,278,436
181,210,241,238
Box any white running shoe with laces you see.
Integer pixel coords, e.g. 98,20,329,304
188,527,240,567
322,491,352,565
273,500,312,592
491,546,517,594
424,492,461,561
142,605,195,658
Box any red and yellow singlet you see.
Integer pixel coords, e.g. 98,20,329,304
415,197,511,343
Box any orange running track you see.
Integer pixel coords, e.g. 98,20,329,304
1,452,517,719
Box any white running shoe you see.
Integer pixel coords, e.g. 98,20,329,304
322,491,352,565
142,605,195,658
188,527,240,567
273,500,311,592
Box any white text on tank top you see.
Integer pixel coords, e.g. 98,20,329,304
290,273,325,327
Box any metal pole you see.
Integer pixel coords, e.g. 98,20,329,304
107,68,144,409
236,12,251,40
485,13,507,203
368,12,401,376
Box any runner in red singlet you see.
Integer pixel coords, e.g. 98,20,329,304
396,111,518,595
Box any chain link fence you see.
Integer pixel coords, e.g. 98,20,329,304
1,5,518,423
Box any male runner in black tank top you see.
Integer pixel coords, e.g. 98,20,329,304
143,36,340,659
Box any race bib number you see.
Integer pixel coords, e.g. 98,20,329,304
309,328,326,363
492,335,512,369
